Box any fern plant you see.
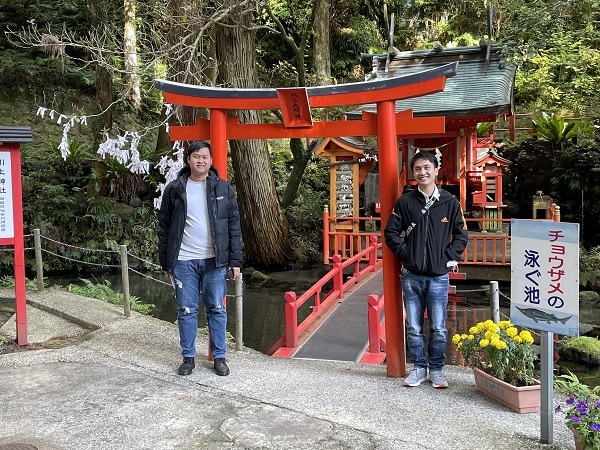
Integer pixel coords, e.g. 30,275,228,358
580,246,600,292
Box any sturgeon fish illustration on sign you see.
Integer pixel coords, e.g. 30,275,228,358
515,306,572,324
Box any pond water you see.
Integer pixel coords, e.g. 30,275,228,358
52,270,600,387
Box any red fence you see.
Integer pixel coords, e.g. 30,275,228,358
271,236,381,357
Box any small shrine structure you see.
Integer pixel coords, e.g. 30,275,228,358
351,43,516,218
314,136,375,233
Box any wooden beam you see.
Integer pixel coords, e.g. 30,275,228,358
170,110,446,141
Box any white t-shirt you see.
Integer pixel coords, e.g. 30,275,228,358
178,180,215,260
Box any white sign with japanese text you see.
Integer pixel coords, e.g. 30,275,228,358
510,219,579,337
0,152,14,239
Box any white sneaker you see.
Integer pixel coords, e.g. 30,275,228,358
430,370,449,389
404,367,427,387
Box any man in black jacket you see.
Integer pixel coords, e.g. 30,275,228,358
158,141,242,376
384,151,467,388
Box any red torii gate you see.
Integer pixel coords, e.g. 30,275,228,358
154,62,457,377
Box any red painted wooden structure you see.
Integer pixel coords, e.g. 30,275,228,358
0,126,31,345
154,63,458,377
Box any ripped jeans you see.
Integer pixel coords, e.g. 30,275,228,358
172,258,227,359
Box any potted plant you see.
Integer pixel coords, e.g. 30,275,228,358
452,319,540,413
555,371,600,450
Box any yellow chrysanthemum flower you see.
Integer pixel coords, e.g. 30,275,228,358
452,334,461,344
469,326,479,335
485,330,499,340
467,334,474,340
498,320,511,330
513,336,523,344
480,339,489,348
506,327,518,337
461,334,468,340
520,330,534,344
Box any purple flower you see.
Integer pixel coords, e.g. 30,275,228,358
566,397,575,405
590,423,600,432
571,417,582,423
576,402,590,415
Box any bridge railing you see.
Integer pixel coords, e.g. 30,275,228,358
324,209,562,266
272,236,381,356
360,293,386,364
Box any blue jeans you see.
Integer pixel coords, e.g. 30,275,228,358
400,268,449,371
172,258,227,359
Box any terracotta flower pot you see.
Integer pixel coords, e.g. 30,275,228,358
472,367,541,413
571,428,584,450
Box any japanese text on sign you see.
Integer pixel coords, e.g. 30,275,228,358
0,152,14,239
510,219,579,336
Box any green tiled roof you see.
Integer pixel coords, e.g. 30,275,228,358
351,44,515,118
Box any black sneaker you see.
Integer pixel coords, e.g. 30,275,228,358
178,357,195,376
214,358,230,376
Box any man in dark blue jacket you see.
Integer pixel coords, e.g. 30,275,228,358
158,140,242,376
384,151,467,388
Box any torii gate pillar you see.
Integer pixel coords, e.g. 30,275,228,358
377,101,405,377
210,109,228,177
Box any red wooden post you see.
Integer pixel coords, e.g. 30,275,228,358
284,291,298,348
368,235,377,269
0,127,30,346
377,100,404,377
367,294,382,353
332,254,343,296
323,205,330,265
11,147,26,345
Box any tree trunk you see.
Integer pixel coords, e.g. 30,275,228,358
281,138,314,209
216,8,291,267
123,0,141,110
311,0,331,86
123,0,142,111
89,0,112,134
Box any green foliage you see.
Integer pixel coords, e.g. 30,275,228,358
0,140,159,275
532,112,581,148
506,11,600,116
579,246,600,291
0,276,45,288
66,278,153,315
476,122,494,137
331,17,385,81
500,136,600,247
555,371,600,450
556,370,600,398
270,141,329,265
548,146,600,245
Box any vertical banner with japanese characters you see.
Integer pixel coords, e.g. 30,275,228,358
0,152,14,239
510,219,579,337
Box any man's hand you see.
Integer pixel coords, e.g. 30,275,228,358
227,267,240,280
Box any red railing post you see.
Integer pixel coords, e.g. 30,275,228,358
284,291,298,348
367,294,382,353
368,235,377,269
332,254,343,297
323,205,330,264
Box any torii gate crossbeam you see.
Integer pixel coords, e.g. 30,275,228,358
153,61,458,377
